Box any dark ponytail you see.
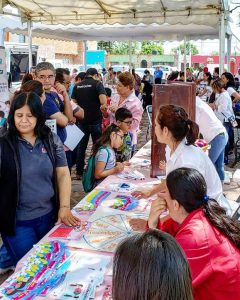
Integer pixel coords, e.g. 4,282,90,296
92,124,122,156
202,199,240,248
157,105,199,145
185,119,199,145
166,167,240,249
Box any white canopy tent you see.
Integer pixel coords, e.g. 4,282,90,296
0,0,231,72
0,0,227,26
0,16,221,41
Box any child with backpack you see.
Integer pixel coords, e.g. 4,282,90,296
115,107,133,162
82,124,125,192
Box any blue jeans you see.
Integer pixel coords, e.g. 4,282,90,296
209,132,228,181
223,122,234,155
0,243,13,269
76,123,102,175
1,211,54,266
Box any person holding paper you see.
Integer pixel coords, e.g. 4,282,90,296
34,62,74,170
34,62,73,143
0,92,79,266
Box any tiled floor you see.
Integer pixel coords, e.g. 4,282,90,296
1,111,240,285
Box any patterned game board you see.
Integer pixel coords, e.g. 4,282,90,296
70,207,137,253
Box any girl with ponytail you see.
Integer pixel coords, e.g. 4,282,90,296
148,167,240,300
132,104,232,217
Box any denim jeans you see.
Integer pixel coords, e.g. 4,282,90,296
209,132,228,181
223,122,234,155
76,123,102,176
0,243,13,269
1,211,54,266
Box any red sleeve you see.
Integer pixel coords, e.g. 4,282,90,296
146,217,180,237
175,230,212,289
148,215,214,291
157,218,180,236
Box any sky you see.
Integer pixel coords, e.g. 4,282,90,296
163,3,240,55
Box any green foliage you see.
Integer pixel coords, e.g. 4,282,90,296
112,42,139,54
171,42,199,55
140,41,164,55
97,41,114,52
97,41,164,55
98,41,138,54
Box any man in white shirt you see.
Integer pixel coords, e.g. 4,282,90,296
196,97,227,182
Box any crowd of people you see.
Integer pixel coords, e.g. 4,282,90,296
0,62,240,299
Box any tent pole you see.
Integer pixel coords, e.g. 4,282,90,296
219,12,225,75
184,36,187,82
83,40,87,71
226,34,232,71
178,49,181,71
27,20,32,72
129,40,132,73
189,47,192,69
0,29,4,47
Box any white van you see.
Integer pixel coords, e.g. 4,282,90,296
110,65,129,73
135,67,155,79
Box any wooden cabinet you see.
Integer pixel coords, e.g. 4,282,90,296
150,83,196,177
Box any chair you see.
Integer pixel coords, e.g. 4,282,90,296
146,105,152,141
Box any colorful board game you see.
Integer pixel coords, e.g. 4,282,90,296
69,207,137,253
0,241,70,299
74,190,139,213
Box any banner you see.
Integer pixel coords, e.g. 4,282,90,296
0,47,9,102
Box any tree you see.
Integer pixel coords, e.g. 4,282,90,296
97,41,114,53
111,42,138,54
171,42,199,55
98,41,138,54
140,41,164,55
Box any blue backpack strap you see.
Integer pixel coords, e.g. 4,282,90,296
99,146,111,166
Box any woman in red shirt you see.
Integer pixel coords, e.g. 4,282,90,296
148,167,240,300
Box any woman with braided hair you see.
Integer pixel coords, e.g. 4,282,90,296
147,167,240,300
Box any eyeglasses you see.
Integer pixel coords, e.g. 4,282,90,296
116,133,124,140
37,75,55,81
122,120,132,125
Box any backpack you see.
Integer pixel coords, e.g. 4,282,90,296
82,146,111,193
